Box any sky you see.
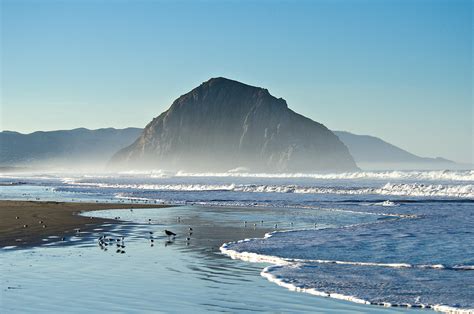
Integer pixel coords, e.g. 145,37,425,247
0,0,472,163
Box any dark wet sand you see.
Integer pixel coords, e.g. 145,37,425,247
0,200,171,248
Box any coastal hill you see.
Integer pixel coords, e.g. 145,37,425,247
0,128,141,170
110,78,358,172
0,127,458,171
333,131,455,170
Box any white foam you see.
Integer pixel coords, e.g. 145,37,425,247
220,234,474,314
61,180,474,198
175,170,474,182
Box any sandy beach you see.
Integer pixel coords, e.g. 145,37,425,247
0,200,170,248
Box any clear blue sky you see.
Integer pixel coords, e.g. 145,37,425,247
1,0,472,163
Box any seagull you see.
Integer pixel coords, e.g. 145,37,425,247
165,230,176,240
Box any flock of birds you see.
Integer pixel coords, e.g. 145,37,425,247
96,216,195,254
16,201,318,252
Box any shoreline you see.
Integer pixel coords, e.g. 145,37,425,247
0,200,172,248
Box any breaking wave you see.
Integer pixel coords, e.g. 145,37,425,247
175,170,474,182
63,180,474,198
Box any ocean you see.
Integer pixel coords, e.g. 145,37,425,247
0,170,473,313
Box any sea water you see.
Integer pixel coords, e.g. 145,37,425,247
0,170,473,313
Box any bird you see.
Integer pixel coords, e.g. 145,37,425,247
274,224,278,229
186,237,191,241
42,225,46,228
165,230,176,240
23,224,28,228
189,227,193,232
15,216,20,219
38,220,43,224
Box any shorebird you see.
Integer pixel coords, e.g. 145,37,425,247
189,227,193,232
15,216,20,219
177,216,181,222
23,224,28,228
274,224,278,229
38,220,43,224
165,230,176,240
42,225,46,228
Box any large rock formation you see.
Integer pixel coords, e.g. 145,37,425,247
110,78,358,172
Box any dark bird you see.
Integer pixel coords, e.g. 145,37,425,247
165,230,176,240
189,227,193,231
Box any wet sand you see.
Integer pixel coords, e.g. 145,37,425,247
0,200,171,248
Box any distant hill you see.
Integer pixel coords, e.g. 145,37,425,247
333,131,455,170
110,77,358,172
0,123,460,172
0,128,142,170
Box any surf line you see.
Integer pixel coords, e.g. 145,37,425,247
220,228,473,314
